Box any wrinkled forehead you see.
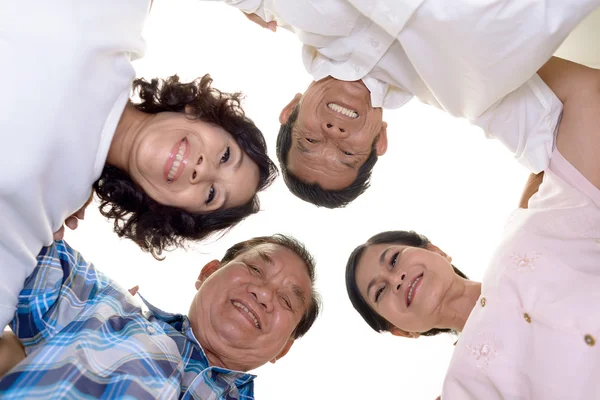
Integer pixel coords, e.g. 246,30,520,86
287,143,358,190
233,243,312,281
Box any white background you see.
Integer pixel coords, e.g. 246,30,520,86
61,1,598,399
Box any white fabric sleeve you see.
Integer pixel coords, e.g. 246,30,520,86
205,0,265,16
0,206,43,337
398,0,600,119
470,74,563,173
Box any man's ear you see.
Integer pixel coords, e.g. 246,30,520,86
195,259,221,290
425,243,452,263
270,339,295,364
390,327,420,339
375,121,388,156
279,93,302,124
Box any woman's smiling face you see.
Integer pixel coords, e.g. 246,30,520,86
128,112,260,213
354,243,456,334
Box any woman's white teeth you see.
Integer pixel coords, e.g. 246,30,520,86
327,103,358,118
233,301,259,328
167,140,186,181
408,276,422,304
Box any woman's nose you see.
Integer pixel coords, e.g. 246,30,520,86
190,155,215,183
395,273,406,291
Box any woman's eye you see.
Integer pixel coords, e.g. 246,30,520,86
305,138,316,143
342,150,354,156
205,186,215,204
375,287,384,302
391,252,399,268
220,146,230,163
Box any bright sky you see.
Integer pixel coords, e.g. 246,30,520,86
61,2,598,399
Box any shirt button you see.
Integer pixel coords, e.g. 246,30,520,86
523,313,532,323
147,325,156,334
585,334,596,347
370,39,379,48
480,297,486,307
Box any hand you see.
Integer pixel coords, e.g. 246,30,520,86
128,286,140,296
518,172,544,209
243,11,277,32
0,331,26,378
53,194,93,240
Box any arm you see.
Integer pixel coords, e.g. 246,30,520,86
519,172,545,209
53,194,93,240
11,241,107,350
537,57,600,189
0,330,26,378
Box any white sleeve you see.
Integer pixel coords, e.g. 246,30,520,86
470,74,563,173
398,0,600,119
204,0,266,17
0,201,47,336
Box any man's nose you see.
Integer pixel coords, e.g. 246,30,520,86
250,285,274,313
322,121,350,139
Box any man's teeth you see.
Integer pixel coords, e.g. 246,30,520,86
408,275,422,304
327,103,358,118
167,140,186,182
233,301,260,328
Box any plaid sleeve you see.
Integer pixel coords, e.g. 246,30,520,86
11,240,111,350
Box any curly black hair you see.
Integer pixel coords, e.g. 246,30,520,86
94,74,278,256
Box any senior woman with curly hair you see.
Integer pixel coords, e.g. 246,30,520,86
0,0,276,334
345,58,600,399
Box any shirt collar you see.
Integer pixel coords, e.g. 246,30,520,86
138,294,257,381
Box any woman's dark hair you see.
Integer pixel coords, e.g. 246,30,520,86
94,74,278,256
345,231,468,337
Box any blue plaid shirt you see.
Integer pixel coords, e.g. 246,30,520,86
0,241,255,399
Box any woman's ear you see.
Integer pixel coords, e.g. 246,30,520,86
390,327,420,339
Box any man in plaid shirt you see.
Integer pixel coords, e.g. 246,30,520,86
0,234,320,399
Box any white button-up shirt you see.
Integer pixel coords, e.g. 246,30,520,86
217,0,600,172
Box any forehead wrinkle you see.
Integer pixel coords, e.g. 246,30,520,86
295,139,310,154
255,249,275,266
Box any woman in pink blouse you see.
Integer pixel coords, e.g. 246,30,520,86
345,57,600,400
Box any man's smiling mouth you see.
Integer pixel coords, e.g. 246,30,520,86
232,300,261,329
327,103,358,118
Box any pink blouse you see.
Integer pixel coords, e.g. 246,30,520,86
443,149,600,399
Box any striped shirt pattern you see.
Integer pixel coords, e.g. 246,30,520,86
0,240,255,399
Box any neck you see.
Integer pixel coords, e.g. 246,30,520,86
106,102,151,173
197,336,253,373
188,303,251,373
437,278,481,332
